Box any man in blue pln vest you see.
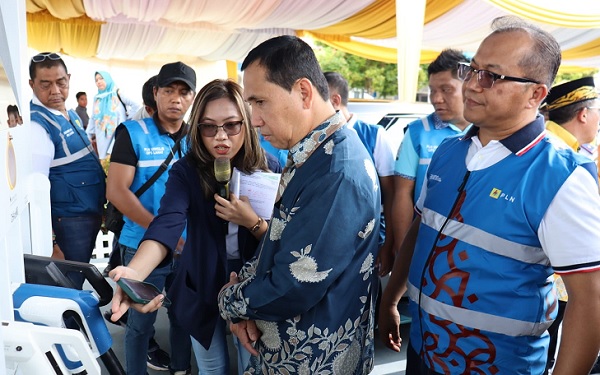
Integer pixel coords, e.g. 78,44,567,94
29,52,106,289
379,16,600,375
392,49,471,255
106,62,196,375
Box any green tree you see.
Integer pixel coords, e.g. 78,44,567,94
553,70,598,85
315,43,599,98
314,42,398,99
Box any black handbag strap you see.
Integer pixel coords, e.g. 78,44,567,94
134,136,182,198
116,89,129,117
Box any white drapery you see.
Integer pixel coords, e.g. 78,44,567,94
87,0,375,62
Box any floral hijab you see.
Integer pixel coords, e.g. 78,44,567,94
93,71,119,136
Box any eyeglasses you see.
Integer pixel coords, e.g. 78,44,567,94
457,62,540,89
199,121,243,137
31,52,62,63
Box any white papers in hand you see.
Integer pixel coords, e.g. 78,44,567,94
230,168,281,220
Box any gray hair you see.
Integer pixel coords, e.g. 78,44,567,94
490,16,561,87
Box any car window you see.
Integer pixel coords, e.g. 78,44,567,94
379,114,425,154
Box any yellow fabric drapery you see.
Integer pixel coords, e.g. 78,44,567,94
226,60,238,82
312,0,396,39
27,11,101,58
425,0,464,23
314,32,600,69
22,0,600,69
487,0,600,28
303,31,439,64
26,0,85,19
312,0,463,39
562,37,600,60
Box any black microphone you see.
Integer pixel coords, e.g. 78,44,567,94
214,157,231,199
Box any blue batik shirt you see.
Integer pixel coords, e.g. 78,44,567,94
219,111,381,374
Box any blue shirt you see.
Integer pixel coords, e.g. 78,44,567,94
260,133,288,168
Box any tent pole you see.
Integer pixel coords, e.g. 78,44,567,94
396,0,426,102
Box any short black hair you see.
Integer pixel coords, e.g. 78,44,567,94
76,92,86,100
6,104,19,116
241,35,329,101
142,75,158,111
548,99,593,125
427,49,469,79
324,72,349,106
29,55,68,80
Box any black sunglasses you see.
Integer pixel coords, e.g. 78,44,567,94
457,62,539,89
199,121,243,137
31,52,62,63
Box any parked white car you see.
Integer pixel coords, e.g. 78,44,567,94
348,100,432,153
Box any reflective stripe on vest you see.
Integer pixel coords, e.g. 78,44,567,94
420,207,549,266
52,148,93,167
422,115,430,131
32,110,93,168
417,116,432,165
137,158,177,168
136,119,150,134
406,283,553,336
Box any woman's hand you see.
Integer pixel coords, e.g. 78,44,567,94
214,193,258,229
109,266,164,320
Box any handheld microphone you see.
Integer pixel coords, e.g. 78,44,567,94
214,157,231,200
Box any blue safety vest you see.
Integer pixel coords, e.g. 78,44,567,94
408,134,594,374
31,102,105,217
408,113,466,201
118,118,187,249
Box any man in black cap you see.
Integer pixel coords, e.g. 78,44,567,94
106,61,196,375
541,76,600,374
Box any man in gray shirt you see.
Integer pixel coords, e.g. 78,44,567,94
75,91,89,130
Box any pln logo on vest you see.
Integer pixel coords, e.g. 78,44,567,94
489,188,516,203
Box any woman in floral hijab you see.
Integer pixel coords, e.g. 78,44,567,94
86,71,141,162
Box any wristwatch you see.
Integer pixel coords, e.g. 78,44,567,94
249,217,263,233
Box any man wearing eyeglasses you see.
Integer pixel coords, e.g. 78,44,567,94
379,16,600,375
29,52,106,289
106,61,195,375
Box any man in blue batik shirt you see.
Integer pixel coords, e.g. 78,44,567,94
218,36,381,374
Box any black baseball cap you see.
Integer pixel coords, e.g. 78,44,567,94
156,61,196,92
